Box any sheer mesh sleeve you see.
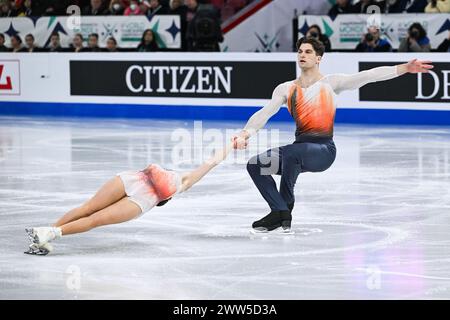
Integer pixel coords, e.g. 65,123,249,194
327,66,399,95
243,81,290,136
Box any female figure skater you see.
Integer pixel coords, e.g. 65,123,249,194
232,37,433,233
25,143,234,255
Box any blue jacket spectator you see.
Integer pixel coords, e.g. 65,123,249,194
398,22,431,52
355,26,392,52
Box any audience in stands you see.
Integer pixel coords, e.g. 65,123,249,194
306,25,331,52
48,32,64,52
355,25,392,52
17,0,34,17
10,34,26,52
25,33,41,52
0,0,16,17
0,0,447,52
398,22,431,52
424,0,450,12
106,36,119,51
137,29,159,51
107,0,125,15
147,0,169,17
124,0,144,15
70,33,85,52
84,33,103,51
328,0,354,19
83,0,109,15
0,33,7,52
352,0,384,14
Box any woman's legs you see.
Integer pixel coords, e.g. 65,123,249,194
59,197,142,236
53,177,126,227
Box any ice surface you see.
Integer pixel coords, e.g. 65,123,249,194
0,116,449,299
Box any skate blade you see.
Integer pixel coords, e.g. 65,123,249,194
24,245,50,256
250,227,295,235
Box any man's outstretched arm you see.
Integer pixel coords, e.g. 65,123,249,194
329,59,433,94
233,82,288,149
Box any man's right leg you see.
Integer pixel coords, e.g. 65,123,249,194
246,147,289,212
247,147,292,232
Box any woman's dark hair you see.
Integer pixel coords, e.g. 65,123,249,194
296,37,325,57
140,29,155,44
409,22,427,39
138,29,159,51
308,24,323,36
11,34,22,44
107,37,117,45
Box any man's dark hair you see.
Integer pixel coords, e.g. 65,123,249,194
296,37,325,57
89,33,99,40
0,33,5,41
11,35,22,44
51,32,59,39
25,34,34,41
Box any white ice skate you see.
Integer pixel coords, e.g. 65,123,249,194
24,242,54,256
25,227,61,246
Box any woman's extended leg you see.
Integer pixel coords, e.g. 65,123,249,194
53,176,126,227
59,197,142,236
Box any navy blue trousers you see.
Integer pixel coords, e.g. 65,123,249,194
246,139,337,211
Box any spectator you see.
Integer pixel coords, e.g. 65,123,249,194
186,3,223,51
425,0,450,12
437,30,450,52
137,29,159,51
185,0,199,22
353,0,385,14
48,32,63,52
82,0,108,15
169,0,188,50
46,0,72,15
124,0,144,15
405,0,429,12
106,37,118,52
399,22,431,52
84,33,103,52
147,0,169,17
328,0,353,19
0,0,17,17
10,35,26,52
17,0,33,16
306,25,331,52
107,0,125,15
355,26,392,52
0,33,8,52
384,0,408,12
25,33,41,52
70,33,84,52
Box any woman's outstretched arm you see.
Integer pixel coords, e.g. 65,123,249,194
180,142,234,193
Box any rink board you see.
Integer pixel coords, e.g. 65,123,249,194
0,52,449,125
